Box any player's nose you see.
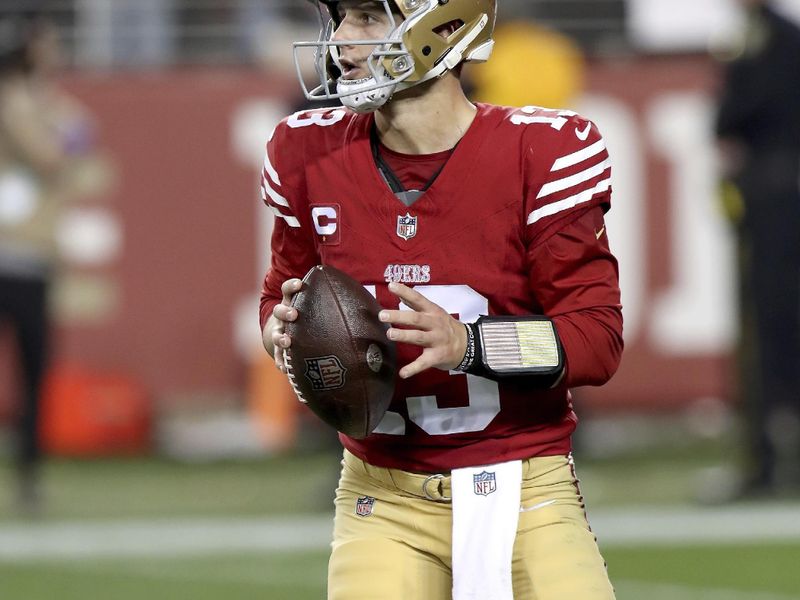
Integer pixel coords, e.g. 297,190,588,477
331,19,358,45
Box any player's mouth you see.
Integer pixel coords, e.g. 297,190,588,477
338,58,363,79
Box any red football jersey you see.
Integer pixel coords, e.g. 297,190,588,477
260,103,623,473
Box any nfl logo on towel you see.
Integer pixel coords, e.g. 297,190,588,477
396,213,417,240
473,471,497,496
355,495,376,517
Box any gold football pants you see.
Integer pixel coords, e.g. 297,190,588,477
329,450,615,600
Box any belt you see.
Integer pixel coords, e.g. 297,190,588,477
343,450,570,503
343,450,452,503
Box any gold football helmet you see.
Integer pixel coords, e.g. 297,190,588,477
294,0,497,112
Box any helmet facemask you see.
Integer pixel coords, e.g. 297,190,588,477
293,0,496,113
294,1,420,113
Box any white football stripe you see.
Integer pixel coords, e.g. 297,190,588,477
263,152,281,187
551,139,607,172
268,205,300,228
262,173,290,208
537,158,611,199
527,178,611,225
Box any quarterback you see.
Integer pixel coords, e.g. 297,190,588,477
261,1,622,598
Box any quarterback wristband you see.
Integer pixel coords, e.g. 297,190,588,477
455,323,477,372
465,316,565,387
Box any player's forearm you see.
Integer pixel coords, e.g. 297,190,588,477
553,305,623,387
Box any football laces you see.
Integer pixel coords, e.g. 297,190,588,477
283,350,307,404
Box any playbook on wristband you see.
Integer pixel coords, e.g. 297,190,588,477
475,315,564,378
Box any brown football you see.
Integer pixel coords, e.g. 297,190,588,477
284,265,397,439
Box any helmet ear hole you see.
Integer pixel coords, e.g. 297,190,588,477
433,19,465,38
422,46,432,56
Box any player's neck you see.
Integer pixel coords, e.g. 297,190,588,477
374,75,476,155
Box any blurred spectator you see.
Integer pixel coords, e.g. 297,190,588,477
0,12,107,511
75,0,175,68
235,1,280,64
236,1,318,66
715,0,800,495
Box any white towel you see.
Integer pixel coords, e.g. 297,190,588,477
451,460,522,600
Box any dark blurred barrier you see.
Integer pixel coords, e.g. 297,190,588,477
0,56,731,436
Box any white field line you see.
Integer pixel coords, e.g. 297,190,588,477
0,516,333,561
590,503,800,547
0,503,797,561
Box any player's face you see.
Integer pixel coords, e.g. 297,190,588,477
330,0,401,80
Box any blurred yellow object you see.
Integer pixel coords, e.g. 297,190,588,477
718,179,746,224
470,21,585,109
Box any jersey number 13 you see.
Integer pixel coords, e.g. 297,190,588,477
365,284,500,437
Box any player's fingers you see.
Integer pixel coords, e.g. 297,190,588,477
274,352,285,372
273,303,298,323
272,339,286,370
398,356,427,379
272,330,292,348
387,281,436,312
280,278,303,304
386,327,430,347
379,309,430,329
271,330,292,371
398,348,444,378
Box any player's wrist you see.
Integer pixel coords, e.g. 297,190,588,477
454,322,476,372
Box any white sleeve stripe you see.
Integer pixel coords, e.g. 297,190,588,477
527,178,611,225
536,158,611,199
551,139,607,172
264,153,281,186
268,205,300,228
262,174,290,207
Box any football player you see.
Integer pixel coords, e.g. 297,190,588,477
260,1,622,598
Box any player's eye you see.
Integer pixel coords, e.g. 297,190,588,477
355,10,379,24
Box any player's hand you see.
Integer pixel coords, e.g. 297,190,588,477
380,282,468,379
265,278,303,373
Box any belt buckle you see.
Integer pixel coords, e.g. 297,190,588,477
422,473,451,503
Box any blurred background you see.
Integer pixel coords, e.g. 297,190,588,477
0,0,799,598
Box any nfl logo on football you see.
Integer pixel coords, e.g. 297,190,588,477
355,495,376,517
304,355,347,391
396,213,417,240
473,471,497,496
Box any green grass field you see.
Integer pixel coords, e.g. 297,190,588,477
0,443,798,599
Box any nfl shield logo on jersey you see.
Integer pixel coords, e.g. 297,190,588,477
396,213,417,240
473,471,497,496
355,495,376,517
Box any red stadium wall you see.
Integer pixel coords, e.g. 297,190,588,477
578,55,734,411
0,56,734,426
